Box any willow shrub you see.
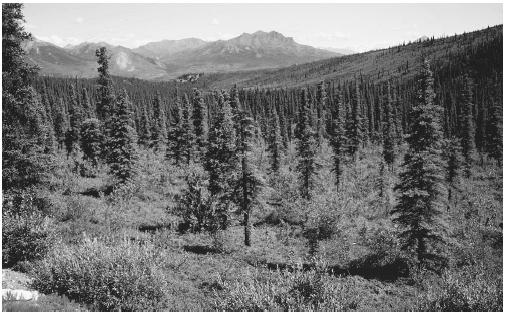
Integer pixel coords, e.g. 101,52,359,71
30,237,170,311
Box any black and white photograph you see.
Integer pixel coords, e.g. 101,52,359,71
1,1,503,311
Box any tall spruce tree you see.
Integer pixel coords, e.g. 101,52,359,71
444,137,462,204
392,59,448,269
2,3,54,192
295,89,318,200
315,81,328,146
95,47,115,122
459,75,476,178
235,112,262,246
486,98,502,166
150,92,167,151
329,88,347,189
347,82,362,161
192,88,207,157
180,94,195,164
166,98,184,165
204,91,237,230
383,82,396,171
137,106,151,147
107,89,138,185
64,84,82,158
80,118,103,168
267,108,283,173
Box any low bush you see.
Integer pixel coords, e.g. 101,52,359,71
30,237,170,311
2,210,56,268
212,266,361,311
416,263,503,311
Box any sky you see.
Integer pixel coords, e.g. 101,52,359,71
23,3,503,52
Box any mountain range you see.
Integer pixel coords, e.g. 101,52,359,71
25,31,344,80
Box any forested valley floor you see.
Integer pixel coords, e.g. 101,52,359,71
2,4,503,312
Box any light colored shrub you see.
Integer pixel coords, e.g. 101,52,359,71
30,237,170,311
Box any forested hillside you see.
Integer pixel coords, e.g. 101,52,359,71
3,3,502,312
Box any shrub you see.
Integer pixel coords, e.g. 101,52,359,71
212,266,360,311
416,264,503,311
2,210,56,268
30,237,170,311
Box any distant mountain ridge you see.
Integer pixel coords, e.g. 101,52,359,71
25,31,342,80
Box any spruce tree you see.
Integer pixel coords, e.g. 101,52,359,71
2,3,54,192
150,92,167,151
180,94,195,164
486,98,502,166
347,82,362,161
107,89,138,185
192,88,207,157
329,88,347,189
53,98,67,150
204,91,237,230
95,47,115,122
383,82,396,171
80,118,103,168
166,98,183,164
81,88,94,119
392,59,447,269
295,89,317,200
267,108,283,173
137,106,151,148
315,81,328,146
444,137,462,204
459,75,476,178
64,84,82,158
236,112,262,246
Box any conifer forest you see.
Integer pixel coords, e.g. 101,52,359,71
2,3,503,312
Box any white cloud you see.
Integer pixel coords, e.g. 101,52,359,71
75,17,84,24
211,18,220,25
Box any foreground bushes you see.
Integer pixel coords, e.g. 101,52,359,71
30,238,170,311
212,266,362,311
416,264,503,311
2,211,55,268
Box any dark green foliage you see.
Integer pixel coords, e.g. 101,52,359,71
53,98,68,150
267,108,283,173
2,210,55,268
81,88,94,119
204,91,237,230
80,118,103,168
175,169,213,233
295,89,318,199
192,88,208,157
137,106,151,147
107,89,138,185
486,90,502,165
346,82,363,161
150,92,167,150
2,3,54,192
444,137,462,203
459,75,476,177
315,81,328,146
180,94,195,164
64,84,82,158
95,47,115,122
383,82,396,170
392,59,448,269
235,113,263,246
166,98,184,165
329,88,347,188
